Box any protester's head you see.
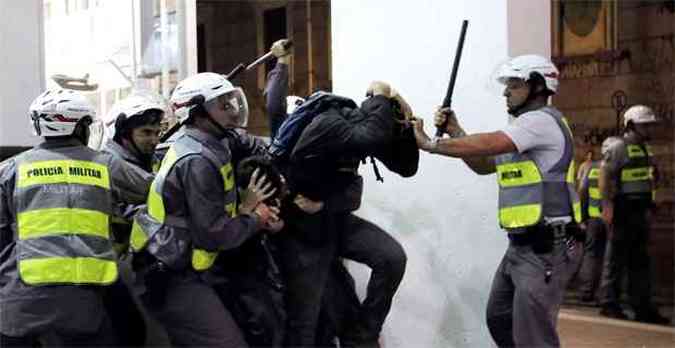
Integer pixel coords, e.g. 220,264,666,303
29,88,96,144
105,94,165,156
622,104,659,141
236,156,286,206
170,73,248,137
495,55,559,116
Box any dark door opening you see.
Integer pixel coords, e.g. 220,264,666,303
264,7,287,76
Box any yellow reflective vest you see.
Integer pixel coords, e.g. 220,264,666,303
131,134,237,272
495,107,582,229
619,143,654,200
13,149,117,285
586,162,602,218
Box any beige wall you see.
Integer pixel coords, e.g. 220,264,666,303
508,0,551,57
0,0,44,152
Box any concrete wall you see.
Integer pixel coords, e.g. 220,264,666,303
333,0,549,346
0,0,44,157
553,1,674,301
507,0,551,57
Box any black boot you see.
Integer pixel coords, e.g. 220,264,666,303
600,303,628,320
635,308,670,325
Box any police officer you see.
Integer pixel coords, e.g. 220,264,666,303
102,93,166,172
575,149,607,303
0,89,153,346
99,93,167,346
597,105,669,324
412,55,582,347
130,72,281,347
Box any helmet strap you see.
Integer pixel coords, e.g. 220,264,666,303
509,81,549,117
72,120,90,145
205,113,230,139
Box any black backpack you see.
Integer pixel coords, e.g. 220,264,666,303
269,91,357,162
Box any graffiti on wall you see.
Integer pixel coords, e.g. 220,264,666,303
627,36,674,74
557,35,674,79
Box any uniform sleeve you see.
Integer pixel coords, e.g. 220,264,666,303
501,111,560,154
0,160,16,252
169,155,260,251
264,62,289,131
600,137,627,180
108,156,154,205
577,167,591,220
600,137,625,201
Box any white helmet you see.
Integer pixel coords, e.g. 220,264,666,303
623,105,657,126
170,72,249,127
286,95,305,115
29,89,96,137
103,92,167,140
495,54,559,94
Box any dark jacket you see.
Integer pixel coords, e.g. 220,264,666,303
288,95,419,202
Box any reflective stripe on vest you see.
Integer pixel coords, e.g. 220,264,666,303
131,136,237,271
495,107,581,229
619,144,653,197
587,162,602,218
14,152,116,285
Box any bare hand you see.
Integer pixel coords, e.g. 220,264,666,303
239,168,277,215
264,218,285,234
366,81,392,98
254,203,280,229
271,39,291,64
434,107,462,136
410,117,434,152
293,194,324,214
390,88,414,120
601,202,613,228
271,39,291,57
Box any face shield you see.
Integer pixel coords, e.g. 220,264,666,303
212,87,249,128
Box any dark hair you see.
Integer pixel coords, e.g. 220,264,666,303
186,104,210,124
115,109,163,141
528,73,555,97
236,155,286,205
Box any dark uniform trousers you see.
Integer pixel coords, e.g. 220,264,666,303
599,198,653,312
576,218,607,300
140,275,248,348
486,227,582,347
280,212,407,347
0,315,115,347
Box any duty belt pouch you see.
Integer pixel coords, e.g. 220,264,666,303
526,225,554,254
141,260,171,308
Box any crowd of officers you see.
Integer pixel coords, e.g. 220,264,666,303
573,106,668,325
0,39,668,348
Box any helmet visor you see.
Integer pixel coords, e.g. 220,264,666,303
216,87,249,128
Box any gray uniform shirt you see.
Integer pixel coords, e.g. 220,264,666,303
501,108,572,223
0,138,153,336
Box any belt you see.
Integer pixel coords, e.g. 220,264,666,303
508,223,572,246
